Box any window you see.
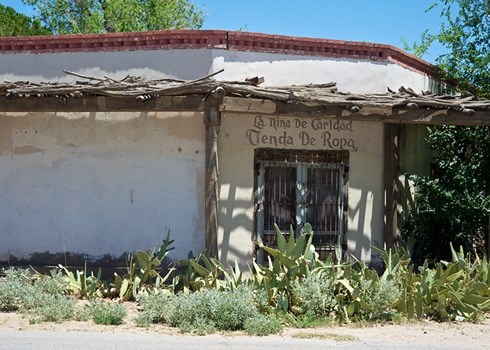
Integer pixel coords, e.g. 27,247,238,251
254,149,349,261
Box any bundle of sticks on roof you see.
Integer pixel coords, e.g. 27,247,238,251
1,69,489,112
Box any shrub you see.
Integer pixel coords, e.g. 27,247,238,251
0,281,27,311
212,288,258,330
0,269,33,311
358,279,401,321
74,304,92,322
0,280,28,311
113,231,175,301
244,314,282,336
0,268,75,323
26,294,75,324
34,269,68,295
182,317,217,335
401,125,490,266
167,287,259,332
26,270,76,323
1,268,31,283
91,302,126,325
135,291,173,327
292,272,336,317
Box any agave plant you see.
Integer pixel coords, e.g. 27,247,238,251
114,229,175,300
372,243,490,322
58,261,105,298
249,223,319,313
173,250,245,293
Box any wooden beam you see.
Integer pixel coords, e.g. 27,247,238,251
1,94,489,126
204,108,221,259
221,97,490,126
384,124,399,249
221,96,278,114
0,95,215,113
387,108,490,126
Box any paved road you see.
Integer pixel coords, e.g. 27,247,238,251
0,330,486,350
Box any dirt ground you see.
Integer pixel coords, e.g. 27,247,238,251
0,301,489,349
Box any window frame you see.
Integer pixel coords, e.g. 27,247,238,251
253,148,349,261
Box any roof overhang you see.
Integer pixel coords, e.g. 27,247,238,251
1,71,488,126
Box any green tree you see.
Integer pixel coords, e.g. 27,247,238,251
22,0,204,34
432,0,489,95
0,4,50,36
402,0,490,264
406,0,490,95
402,126,490,265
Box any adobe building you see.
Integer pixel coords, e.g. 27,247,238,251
0,31,488,269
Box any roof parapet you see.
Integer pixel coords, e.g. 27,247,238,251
0,30,440,79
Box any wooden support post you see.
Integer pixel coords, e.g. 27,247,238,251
488,128,490,257
384,124,399,249
204,109,221,259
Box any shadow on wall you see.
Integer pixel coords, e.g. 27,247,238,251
217,145,254,269
348,188,381,261
218,147,386,266
347,151,384,262
219,177,382,265
218,191,254,266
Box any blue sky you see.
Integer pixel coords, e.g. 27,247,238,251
2,0,446,62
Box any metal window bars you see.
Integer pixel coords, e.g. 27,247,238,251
255,150,348,262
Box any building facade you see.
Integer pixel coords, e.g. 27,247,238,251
0,31,470,269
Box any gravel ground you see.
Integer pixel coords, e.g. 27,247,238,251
0,306,489,350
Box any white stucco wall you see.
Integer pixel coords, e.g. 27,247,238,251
0,111,205,262
0,49,213,82
1,48,441,94
212,50,440,93
218,113,384,266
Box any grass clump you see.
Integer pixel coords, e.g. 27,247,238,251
244,314,282,336
292,311,334,328
91,302,126,325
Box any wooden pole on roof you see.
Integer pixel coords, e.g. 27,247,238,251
383,124,399,249
204,108,221,259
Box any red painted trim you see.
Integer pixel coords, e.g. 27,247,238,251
0,30,440,78
0,30,228,53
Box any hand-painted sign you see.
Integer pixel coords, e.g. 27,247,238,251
245,115,358,151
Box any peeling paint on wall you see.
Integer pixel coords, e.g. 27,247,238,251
0,111,206,264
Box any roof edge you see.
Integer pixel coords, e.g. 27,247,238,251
0,29,441,80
